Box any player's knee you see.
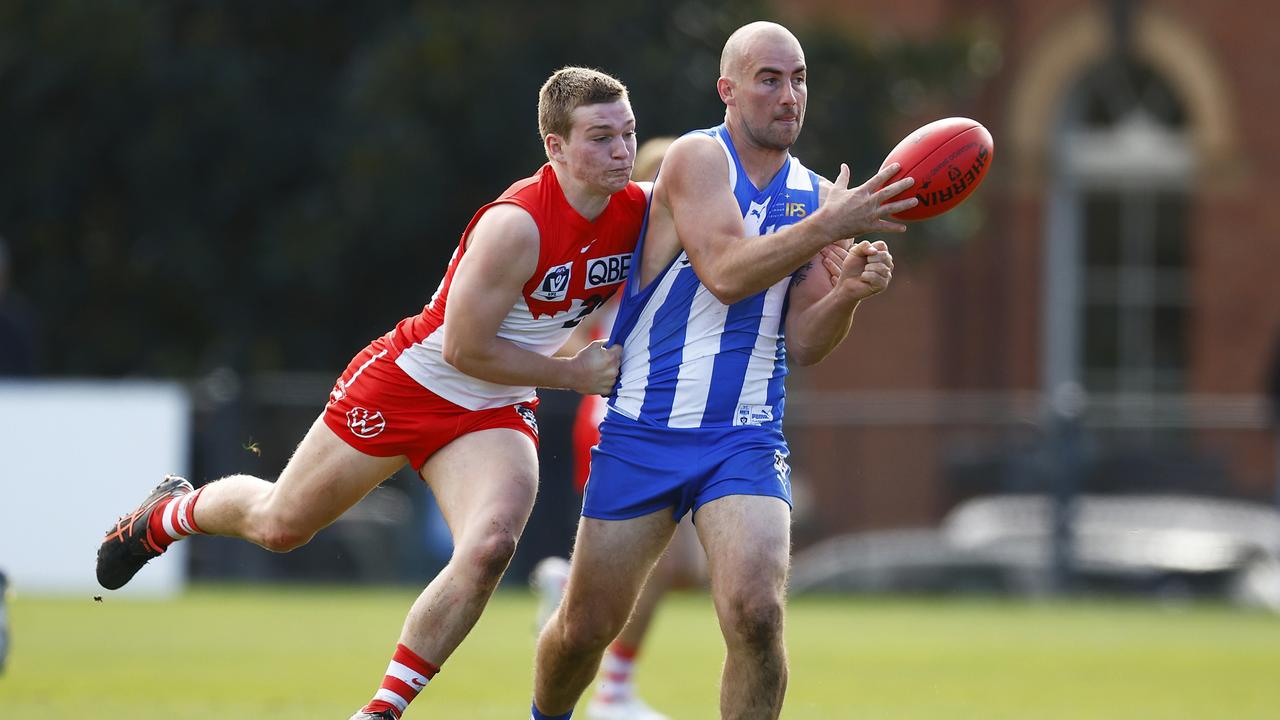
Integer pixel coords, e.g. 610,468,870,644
255,511,317,552
461,527,519,581
724,590,785,651
558,607,624,653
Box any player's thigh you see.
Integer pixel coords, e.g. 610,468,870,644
267,415,409,530
563,510,678,627
695,495,791,602
420,427,539,541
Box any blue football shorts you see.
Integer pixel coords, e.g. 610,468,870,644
581,409,793,522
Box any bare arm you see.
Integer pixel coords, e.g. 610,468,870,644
784,240,894,366
441,204,621,395
661,135,916,305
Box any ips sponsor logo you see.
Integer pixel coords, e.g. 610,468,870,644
584,253,631,289
531,261,573,302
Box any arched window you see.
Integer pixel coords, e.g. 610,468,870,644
1045,57,1192,397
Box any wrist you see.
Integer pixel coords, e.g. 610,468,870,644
831,285,865,309
806,206,842,247
554,356,581,392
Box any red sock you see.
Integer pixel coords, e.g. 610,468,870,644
361,643,440,718
147,487,206,551
596,640,639,702
608,640,639,662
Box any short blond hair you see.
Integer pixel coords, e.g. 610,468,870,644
538,67,629,141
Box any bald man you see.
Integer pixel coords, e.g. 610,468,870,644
531,22,918,719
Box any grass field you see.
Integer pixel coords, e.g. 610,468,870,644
2,585,1279,719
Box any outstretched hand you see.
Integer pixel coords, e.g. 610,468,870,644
821,163,919,238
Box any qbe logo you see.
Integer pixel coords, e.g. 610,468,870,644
584,253,632,289
531,261,573,302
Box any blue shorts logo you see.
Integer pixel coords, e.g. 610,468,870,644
773,450,790,488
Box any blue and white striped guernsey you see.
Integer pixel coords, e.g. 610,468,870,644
606,124,822,430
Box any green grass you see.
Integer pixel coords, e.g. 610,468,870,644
2,586,1279,718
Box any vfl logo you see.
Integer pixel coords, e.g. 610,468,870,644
515,404,539,436
584,253,632,289
531,262,573,302
346,407,386,438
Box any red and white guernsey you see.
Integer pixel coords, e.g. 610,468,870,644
389,164,647,410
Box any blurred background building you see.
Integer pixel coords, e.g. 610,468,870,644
1,0,1277,601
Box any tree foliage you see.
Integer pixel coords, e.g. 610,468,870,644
0,1,975,377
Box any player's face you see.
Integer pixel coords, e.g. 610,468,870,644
562,100,637,195
733,37,806,151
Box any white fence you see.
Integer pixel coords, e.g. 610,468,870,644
0,380,190,596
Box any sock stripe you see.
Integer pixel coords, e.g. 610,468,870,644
531,701,574,720
362,644,439,719
161,498,181,540
372,687,409,714
177,488,204,535
392,643,439,676
607,641,639,661
387,659,429,687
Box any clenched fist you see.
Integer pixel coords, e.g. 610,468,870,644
569,339,622,396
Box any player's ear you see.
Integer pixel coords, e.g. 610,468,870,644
717,77,735,105
545,133,567,163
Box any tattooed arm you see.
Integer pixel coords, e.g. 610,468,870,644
783,240,894,366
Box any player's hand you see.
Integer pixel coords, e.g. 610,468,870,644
569,339,622,396
820,163,918,238
818,241,851,289
830,239,893,302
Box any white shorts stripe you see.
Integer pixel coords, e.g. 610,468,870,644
346,348,388,391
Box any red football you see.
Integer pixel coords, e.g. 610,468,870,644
880,117,994,221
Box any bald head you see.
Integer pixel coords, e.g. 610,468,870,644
716,21,808,152
719,21,803,79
